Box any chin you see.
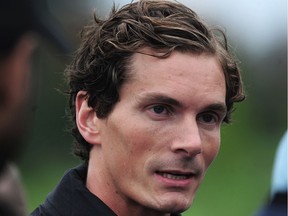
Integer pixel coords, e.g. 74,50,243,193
155,195,193,214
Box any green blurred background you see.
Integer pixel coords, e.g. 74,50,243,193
18,0,286,215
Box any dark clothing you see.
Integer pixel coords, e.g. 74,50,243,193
31,164,117,216
256,192,287,216
31,164,181,216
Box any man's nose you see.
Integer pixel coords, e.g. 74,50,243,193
170,118,202,157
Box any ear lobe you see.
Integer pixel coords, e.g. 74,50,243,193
76,91,101,145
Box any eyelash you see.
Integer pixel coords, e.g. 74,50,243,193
146,104,224,125
147,104,173,117
197,112,221,125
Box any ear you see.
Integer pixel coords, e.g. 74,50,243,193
76,91,101,145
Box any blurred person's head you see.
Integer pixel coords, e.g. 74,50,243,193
0,0,38,162
0,0,69,162
0,1,71,215
66,0,245,215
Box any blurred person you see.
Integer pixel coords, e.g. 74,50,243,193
256,131,287,216
0,0,70,215
31,0,245,215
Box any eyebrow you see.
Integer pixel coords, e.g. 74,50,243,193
204,103,227,116
137,93,227,114
137,93,182,107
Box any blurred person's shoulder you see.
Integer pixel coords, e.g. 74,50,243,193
0,161,27,216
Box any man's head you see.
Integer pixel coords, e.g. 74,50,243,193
67,0,245,214
67,0,244,160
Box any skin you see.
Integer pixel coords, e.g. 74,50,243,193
76,49,226,216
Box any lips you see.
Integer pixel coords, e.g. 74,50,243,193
156,171,194,180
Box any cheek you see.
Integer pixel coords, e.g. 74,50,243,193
104,119,156,163
123,126,157,157
202,131,221,168
103,123,158,191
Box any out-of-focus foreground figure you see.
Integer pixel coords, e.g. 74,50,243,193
0,0,69,215
256,131,287,216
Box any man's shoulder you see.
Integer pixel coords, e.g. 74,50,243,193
30,163,117,216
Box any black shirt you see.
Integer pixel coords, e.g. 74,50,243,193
31,163,117,216
31,163,181,216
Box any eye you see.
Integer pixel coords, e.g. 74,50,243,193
146,104,173,120
152,105,166,114
197,112,219,125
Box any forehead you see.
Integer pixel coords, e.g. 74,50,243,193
128,48,224,84
121,48,226,107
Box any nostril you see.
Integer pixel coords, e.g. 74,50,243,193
171,143,202,157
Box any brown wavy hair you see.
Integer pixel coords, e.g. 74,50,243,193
65,0,245,161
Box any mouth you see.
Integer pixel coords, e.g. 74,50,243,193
156,171,194,180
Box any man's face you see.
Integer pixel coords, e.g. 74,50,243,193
93,50,226,214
